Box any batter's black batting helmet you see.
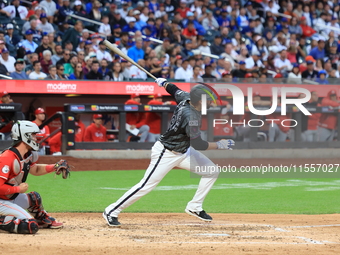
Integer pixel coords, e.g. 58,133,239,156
190,84,217,105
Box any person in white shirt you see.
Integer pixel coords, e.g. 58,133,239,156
190,65,203,82
29,61,47,79
37,13,55,34
0,49,16,73
96,41,113,62
198,38,211,55
274,49,293,75
287,63,302,84
129,59,147,80
245,52,264,71
0,0,28,19
98,16,111,36
39,0,57,23
174,59,193,82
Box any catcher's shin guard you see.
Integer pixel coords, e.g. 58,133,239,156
0,216,39,234
27,191,52,225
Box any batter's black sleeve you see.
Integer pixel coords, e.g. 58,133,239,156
190,136,209,150
165,83,181,97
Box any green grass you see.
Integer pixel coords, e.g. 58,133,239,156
28,170,340,214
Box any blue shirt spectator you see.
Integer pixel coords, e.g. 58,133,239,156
10,59,28,79
21,30,38,52
127,39,144,63
122,17,138,33
309,40,326,60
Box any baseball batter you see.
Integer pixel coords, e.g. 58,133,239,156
103,78,235,227
0,121,69,234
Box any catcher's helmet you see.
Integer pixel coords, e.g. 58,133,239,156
11,121,40,151
190,84,217,105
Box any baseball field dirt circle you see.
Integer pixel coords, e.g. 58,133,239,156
1,213,339,254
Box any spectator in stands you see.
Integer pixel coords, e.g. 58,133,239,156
127,38,144,63
56,63,68,80
232,61,247,78
77,51,85,66
84,114,108,142
29,61,47,79
176,0,190,18
31,108,50,156
51,44,63,65
287,63,301,84
191,65,203,82
25,52,38,72
10,59,28,79
99,16,112,37
58,0,72,24
64,55,78,76
133,10,147,31
0,0,28,19
125,94,150,142
174,58,192,82
301,60,317,80
129,59,147,80
201,64,216,81
316,70,329,84
45,65,59,80
210,35,224,56
110,10,127,30
69,63,84,80
105,62,124,81
35,35,53,60
56,49,70,66
274,49,292,76
22,30,39,52
96,41,113,62
40,0,57,23
309,38,326,61
62,21,83,51
0,49,15,73
4,24,20,55
98,59,110,77
89,1,102,21
85,60,103,80
40,50,53,74
37,13,55,34
319,90,340,141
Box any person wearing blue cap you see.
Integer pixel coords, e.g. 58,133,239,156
122,17,138,33
231,60,247,78
301,60,318,79
21,30,39,52
316,70,329,84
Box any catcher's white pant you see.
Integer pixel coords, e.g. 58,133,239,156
105,141,219,217
0,193,32,220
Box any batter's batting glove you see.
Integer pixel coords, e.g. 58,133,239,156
155,78,168,87
54,159,71,179
216,139,235,150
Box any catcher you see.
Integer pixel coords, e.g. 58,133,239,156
0,121,71,234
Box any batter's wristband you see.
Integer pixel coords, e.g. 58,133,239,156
46,164,55,173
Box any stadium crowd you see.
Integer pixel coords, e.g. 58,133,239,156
0,0,339,83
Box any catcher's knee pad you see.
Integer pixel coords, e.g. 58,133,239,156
0,216,39,234
27,191,43,213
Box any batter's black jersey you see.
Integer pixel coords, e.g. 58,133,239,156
159,86,201,153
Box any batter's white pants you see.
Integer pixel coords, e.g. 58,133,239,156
0,194,32,223
105,141,219,217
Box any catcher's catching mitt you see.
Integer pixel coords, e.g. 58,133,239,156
54,159,71,179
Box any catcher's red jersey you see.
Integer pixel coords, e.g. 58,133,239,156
0,149,38,200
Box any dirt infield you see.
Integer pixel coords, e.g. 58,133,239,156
39,156,340,171
1,213,339,255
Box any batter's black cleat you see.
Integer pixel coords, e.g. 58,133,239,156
103,212,121,227
185,209,212,222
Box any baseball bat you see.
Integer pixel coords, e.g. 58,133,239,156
103,40,157,80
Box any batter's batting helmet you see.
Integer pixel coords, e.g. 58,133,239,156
11,121,40,151
190,84,217,105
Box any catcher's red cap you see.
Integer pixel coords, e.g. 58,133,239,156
153,93,162,98
35,108,45,115
93,114,103,119
0,91,9,97
131,93,140,98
